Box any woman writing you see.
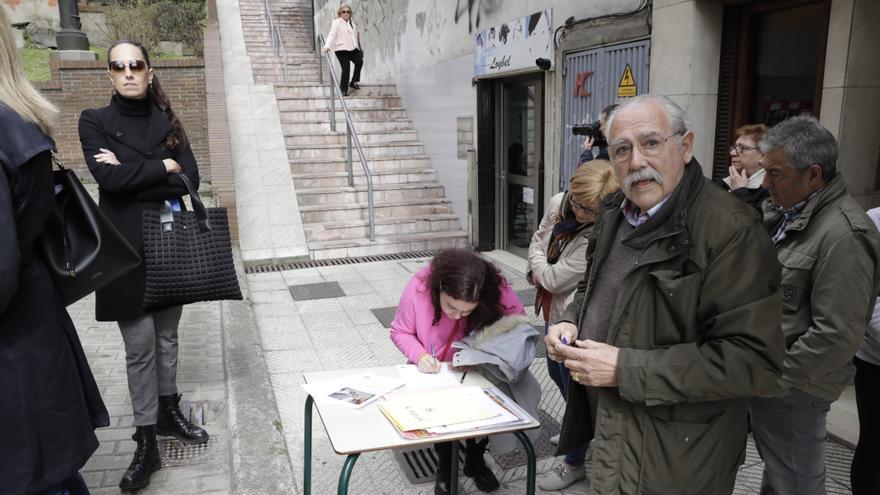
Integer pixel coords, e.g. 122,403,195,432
390,248,525,495
321,4,363,96
1,8,108,493
78,40,207,491
527,161,619,491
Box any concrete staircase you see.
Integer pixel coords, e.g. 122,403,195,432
238,0,468,259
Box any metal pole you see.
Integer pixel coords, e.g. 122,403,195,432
330,82,337,132
304,395,314,495
347,124,353,187
337,454,360,495
56,0,90,51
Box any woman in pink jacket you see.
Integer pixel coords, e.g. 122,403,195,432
320,4,363,96
390,248,524,495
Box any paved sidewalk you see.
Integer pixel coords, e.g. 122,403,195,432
247,251,857,495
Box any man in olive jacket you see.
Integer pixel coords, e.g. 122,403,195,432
547,95,785,495
750,115,880,494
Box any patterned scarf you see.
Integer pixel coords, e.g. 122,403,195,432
535,193,589,322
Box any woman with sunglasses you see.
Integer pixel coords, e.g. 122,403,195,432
321,4,363,96
78,40,206,491
0,8,108,494
526,160,619,491
390,248,525,495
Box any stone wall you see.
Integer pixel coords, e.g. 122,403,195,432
34,58,211,181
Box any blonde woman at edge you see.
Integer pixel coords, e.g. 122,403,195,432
0,8,109,494
527,160,620,491
321,3,363,96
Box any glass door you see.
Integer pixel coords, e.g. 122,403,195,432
498,77,543,257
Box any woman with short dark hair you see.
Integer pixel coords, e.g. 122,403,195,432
78,39,207,491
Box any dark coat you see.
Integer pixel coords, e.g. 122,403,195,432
78,95,199,321
0,107,109,495
556,160,784,494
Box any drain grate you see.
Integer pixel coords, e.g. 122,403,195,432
245,251,439,274
490,409,559,469
159,437,214,468
391,445,466,485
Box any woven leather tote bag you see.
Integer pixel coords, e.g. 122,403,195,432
36,157,141,306
142,174,241,311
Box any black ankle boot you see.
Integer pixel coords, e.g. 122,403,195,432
156,393,209,444
119,425,160,491
463,437,499,492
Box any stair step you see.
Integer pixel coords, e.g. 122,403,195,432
292,168,436,188
285,129,418,146
288,142,424,160
297,182,445,206
289,155,431,174
309,231,469,260
303,214,460,242
300,197,453,223
275,84,398,98
280,108,411,121
281,119,414,134
276,95,402,110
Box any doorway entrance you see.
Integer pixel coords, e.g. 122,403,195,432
498,76,544,257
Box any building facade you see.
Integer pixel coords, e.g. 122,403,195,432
313,0,880,257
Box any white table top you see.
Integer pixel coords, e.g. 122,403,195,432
303,366,541,455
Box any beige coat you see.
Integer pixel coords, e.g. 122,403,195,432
526,192,590,324
324,17,360,52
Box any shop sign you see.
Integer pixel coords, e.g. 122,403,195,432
474,9,554,77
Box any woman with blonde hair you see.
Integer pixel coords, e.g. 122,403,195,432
321,3,363,96
0,7,109,494
526,160,620,491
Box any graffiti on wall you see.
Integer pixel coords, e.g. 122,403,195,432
4,0,58,8
453,0,502,34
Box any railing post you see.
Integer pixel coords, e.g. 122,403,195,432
346,124,353,187
329,84,336,132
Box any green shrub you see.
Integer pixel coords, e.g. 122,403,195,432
103,0,206,57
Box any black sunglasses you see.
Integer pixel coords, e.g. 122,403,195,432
108,59,148,73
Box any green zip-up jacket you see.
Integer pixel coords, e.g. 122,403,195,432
556,160,785,495
762,174,880,401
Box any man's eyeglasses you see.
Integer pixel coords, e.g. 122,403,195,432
108,59,148,73
569,198,601,216
729,143,760,155
608,133,682,163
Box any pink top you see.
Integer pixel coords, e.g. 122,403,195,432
390,265,525,364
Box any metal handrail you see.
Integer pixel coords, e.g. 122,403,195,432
316,33,375,242
262,0,288,83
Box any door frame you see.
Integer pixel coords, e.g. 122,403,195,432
494,74,545,257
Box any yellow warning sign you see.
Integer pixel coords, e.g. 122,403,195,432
617,64,637,98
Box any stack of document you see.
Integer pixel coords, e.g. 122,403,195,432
378,386,528,439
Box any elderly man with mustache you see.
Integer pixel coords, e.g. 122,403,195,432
545,95,785,495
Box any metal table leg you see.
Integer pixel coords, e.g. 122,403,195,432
304,395,314,495
514,431,536,495
450,440,460,495
338,454,360,494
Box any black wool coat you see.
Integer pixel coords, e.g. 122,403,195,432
1,107,109,494
78,94,200,321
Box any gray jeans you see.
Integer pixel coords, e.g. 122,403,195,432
118,306,183,426
750,388,833,495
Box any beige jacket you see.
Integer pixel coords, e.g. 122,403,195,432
526,192,590,324
324,17,360,52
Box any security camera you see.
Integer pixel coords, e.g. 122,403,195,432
535,58,551,71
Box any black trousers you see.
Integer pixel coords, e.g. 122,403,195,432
852,356,880,495
334,49,363,93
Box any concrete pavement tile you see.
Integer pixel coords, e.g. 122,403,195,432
245,271,285,283
251,288,294,304
260,329,316,352
247,277,290,292
255,314,306,333
264,349,324,373
295,298,345,314
335,279,376,295
300,310,353,332
253,300,299,317
344,307,382,326
279,267,322,279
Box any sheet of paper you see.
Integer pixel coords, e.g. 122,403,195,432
395,363,461,391
301,373,404,409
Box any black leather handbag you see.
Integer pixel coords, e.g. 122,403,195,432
141,174,242,311
37,158,141,306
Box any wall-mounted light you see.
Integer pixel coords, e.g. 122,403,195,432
535,58,551,71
